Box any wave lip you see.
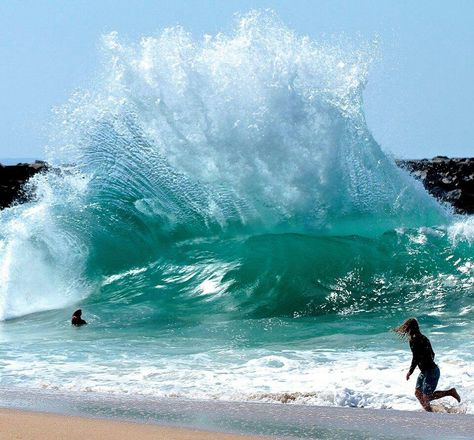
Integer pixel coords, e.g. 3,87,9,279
50,11,447,234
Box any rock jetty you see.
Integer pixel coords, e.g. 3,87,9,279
0,161,49,209
397,157,474,214
0,158,473,213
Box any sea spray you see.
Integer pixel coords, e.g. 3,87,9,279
0,170,91,320
49,11,446,235
0,11,472,413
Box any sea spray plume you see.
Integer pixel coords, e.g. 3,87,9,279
48,10,447,236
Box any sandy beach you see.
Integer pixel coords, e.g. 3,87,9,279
1,387,474,440
2,404,474,440
0,408,264,440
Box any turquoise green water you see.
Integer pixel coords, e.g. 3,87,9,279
0,11,472,412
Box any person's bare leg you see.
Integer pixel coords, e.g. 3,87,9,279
428,390,451,400
451,388,461,402
428,388,461,403
415,389,432,412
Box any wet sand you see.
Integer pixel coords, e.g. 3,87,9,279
0,408,264,440
1,387,473,439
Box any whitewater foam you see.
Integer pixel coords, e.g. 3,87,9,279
0,171,91,320
0,339,471,413
449,217,474,245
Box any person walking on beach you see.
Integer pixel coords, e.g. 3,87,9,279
394,317,461,412
71,309,87,326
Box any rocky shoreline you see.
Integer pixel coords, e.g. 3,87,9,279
397,156,474,214
0,161,49,209
0,157,473,213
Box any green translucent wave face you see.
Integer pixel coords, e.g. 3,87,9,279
87,228,473,328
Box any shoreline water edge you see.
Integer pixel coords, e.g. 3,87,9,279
2,387,474,439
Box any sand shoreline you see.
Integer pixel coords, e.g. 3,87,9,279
0,408,265,440
1,387,473,439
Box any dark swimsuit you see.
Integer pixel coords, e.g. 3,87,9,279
409,334,439,395
71,316,87,326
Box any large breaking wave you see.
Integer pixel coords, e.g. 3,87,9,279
0,10,470,324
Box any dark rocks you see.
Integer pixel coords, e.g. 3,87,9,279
0,161,49,209
397,157,474,214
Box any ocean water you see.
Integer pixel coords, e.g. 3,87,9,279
0,11,473,414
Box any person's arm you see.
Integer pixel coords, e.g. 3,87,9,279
406,340,418,380
429,340,435,360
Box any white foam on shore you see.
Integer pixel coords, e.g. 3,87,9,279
0,345,471,414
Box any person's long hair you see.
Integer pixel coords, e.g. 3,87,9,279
393,317,421,340
72,309,82,318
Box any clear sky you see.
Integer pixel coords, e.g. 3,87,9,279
0,0,473,160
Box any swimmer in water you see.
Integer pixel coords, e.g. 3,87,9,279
71,309,87,326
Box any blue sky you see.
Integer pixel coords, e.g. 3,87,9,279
0,0,473,159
